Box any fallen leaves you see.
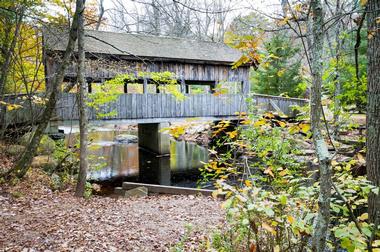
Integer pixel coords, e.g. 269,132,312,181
0,186,224,251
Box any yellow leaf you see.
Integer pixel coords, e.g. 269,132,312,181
279,169,289,176
289,125,300,134
277,120,286,128
232,55,250,69
376,17,380,24
277,68,286,77
7,104,23,111
278,16,290,26
244,180,252,187
254,119,267,128
294,3,302,12
360,0,367,6
234,111,247,116
358,213,368,221
264,112,275,119
262,222,276,235
299,123,311,133
226,130,238,139
331,160,339,167
287,215,295,224
241,119,252,125
263,61,270,68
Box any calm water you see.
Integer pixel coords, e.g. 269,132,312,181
61,126,209,187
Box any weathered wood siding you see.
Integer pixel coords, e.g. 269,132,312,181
1,93,308,126
55,93,308,121
55,93,247,120
45,54,251,93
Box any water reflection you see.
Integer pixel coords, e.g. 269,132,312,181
63,127,208,187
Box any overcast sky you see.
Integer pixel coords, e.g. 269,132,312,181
101,0,282,32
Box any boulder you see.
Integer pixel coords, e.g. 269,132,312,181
31,155,58,172
19,132,56,155
114,134,138,144
6,145,26,157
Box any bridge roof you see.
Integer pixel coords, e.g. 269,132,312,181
44,29,243,64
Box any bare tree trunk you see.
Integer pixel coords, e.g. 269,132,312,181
95,0,104,30
332,0,343,136
310,1,332,251
75,0,89,197
1,0,82,180
152,0,160,35
0,9,23,95
0,7,24,136
366,0,380,225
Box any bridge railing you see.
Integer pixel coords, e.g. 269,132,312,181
0,94,45,126
56,93,248,120
55,93,308,121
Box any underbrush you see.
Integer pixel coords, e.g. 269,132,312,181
186,112,379,252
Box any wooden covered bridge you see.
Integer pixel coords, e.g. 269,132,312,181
3,30,307,153
42,29,306,121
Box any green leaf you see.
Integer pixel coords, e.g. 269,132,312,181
278,194,287,205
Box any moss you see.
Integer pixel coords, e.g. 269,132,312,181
19,132,56,155
6,145,26,157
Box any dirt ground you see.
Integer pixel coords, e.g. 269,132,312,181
0,170,224,252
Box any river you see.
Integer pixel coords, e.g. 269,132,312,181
60,124,209,188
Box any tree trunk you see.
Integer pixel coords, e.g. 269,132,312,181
95,0,104,30
0,8,24,136
75,0,89,197
309,1,332,251
366,0,380,224
1,1,82,180
333,0,343,136
0,8,23,95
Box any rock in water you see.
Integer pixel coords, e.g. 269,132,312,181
114,134,138,144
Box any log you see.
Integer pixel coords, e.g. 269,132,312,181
121,181,214,196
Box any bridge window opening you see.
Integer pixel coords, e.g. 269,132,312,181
187,85,211,94
216,81,243,94
125,83,143,93
157,84,182,94
90,82,124,94
181,80,216,94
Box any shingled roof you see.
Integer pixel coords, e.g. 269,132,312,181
43,29,242,64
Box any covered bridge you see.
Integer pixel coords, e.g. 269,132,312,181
42,29,256,121
2,30,307,129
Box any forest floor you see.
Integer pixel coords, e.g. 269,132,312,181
0,169,224,251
